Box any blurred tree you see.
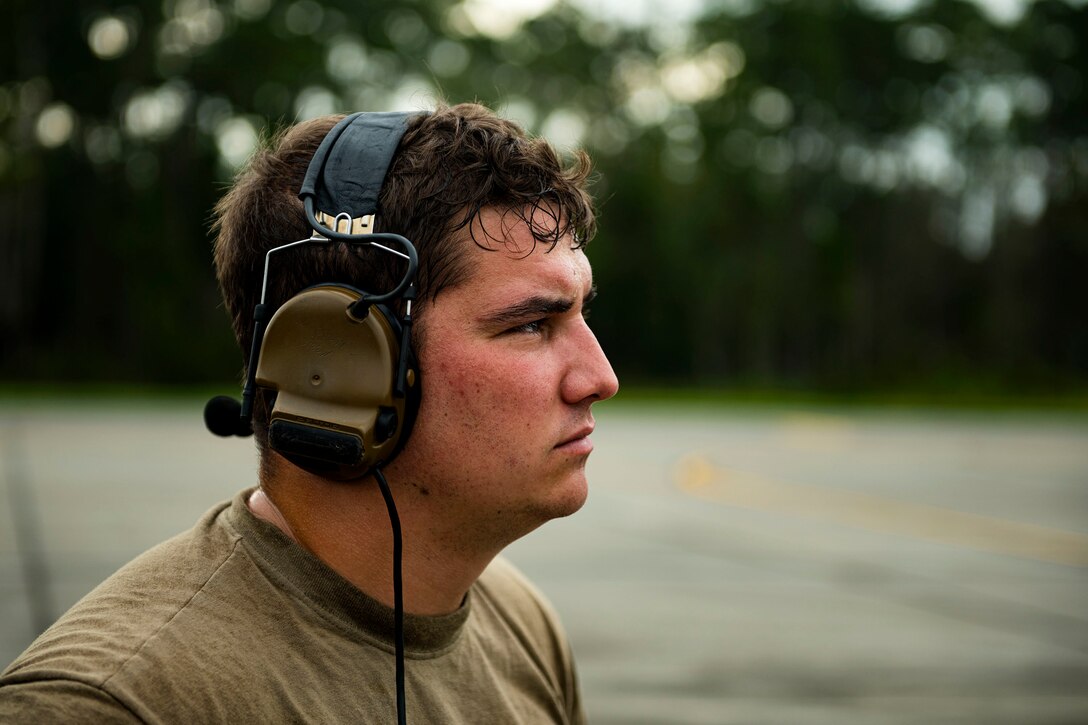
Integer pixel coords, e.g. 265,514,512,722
1,0,1085,395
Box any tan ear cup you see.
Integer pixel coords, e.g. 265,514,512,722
255,285,412,480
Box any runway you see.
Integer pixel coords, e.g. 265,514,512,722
3,399,1086,723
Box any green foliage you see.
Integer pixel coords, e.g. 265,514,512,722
1,0,1085,393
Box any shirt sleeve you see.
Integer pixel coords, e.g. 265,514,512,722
0,678,144,724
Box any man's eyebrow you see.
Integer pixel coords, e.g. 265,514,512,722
479,284,599,327
480,296,574,327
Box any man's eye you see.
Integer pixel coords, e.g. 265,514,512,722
510,319,546,335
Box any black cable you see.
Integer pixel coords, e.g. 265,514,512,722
373,467,406,725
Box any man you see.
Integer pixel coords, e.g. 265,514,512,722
0,103,618,722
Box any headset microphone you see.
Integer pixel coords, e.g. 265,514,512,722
203,395,253,437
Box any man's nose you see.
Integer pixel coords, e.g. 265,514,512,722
562,321,619,405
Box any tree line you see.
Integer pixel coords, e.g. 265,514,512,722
1,0,1085,396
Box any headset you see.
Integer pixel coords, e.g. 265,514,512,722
205,110,421,478
204,111,421,725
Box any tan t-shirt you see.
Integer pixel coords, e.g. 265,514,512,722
0,491,585,724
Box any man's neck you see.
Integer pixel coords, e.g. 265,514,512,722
248,488,299,542
249,463,500,616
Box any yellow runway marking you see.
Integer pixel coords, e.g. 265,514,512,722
675,454,1088,567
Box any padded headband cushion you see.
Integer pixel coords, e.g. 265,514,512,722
298,111,418,219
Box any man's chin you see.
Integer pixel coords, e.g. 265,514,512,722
485,474,589,544
539,475,590,521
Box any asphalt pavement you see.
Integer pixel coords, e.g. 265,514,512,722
2,399,1086,723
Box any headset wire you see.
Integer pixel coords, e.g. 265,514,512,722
373,467,407,725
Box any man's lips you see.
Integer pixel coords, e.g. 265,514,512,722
555,425,595,450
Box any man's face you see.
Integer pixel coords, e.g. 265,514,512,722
389,207,619,542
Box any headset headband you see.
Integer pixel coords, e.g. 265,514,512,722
299,111,416,224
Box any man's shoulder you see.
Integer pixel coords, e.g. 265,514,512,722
473,555,571,655
477,555,553,613
470,555,583,721
0,497,245,719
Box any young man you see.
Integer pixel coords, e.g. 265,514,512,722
0,104,618,722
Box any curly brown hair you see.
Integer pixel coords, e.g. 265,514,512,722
211,102,597,454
